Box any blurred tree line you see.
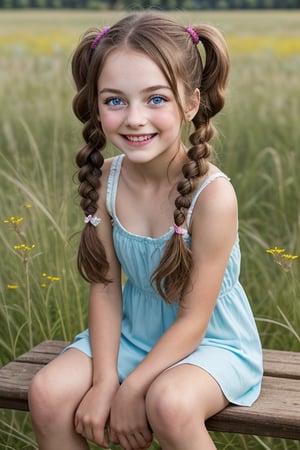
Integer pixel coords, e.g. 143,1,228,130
1,0,299,9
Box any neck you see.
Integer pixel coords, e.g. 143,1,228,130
123,145,188,187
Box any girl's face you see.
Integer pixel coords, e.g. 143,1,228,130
97,48,195,166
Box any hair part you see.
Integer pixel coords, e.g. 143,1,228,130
71,11,230,301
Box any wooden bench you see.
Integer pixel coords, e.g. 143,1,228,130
0,340,300,440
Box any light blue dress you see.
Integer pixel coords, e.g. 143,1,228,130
66,155,263,406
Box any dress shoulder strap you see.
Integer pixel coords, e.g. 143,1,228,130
106,154,125,218
186,172,230,229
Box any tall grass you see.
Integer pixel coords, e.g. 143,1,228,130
0,10,299,450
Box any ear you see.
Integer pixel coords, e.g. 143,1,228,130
185,88,200,122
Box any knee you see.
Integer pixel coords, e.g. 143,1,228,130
145,378,192,437
29,367,67,430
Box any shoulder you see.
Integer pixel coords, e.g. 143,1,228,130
190,167,238,257
192,165,237,223
198,173,237,215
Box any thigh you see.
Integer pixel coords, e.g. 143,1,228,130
147,363,228,421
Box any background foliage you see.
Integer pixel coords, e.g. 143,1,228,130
0,9,299,450
1,0,300,12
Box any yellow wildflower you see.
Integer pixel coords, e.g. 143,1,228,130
7,284,19,289
3,216,24,225
14,244,35,252
42,273,60,282
13,243,36,262
266,246,285,255
3,216,24,226
3,216,24,234
282,254,299,260
266,247,298,272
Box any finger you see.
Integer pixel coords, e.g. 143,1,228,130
109,428,120,445
119,432,151,450
74,412,89,438
126,433,140,449
92,427,110,448
118,434,135,450
133,428,153,448
81,424,95,442
109,426,152,449
130,431,151,448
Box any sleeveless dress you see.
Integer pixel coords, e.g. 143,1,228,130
66,154,263,406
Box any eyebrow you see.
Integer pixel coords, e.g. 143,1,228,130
99,85,172,95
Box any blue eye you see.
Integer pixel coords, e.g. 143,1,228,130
150,95,166,105
106,97,125,106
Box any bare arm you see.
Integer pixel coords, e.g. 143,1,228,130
88,158,123,384
88,244,122,386
75,159,123,447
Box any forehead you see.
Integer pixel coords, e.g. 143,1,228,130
98,47,170,90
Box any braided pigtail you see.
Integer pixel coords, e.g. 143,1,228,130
72,29,112,284
153,23,229,304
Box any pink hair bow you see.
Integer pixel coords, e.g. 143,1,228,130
85,215,101,227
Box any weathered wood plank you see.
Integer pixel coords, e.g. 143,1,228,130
16,340,69,365
0,362,44,410
0,342,69,410
263,349,300,379
206,376,300,439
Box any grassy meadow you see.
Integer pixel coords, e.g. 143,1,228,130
0,9,300,450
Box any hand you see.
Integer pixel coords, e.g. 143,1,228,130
109,380,153,450
75,379,119,448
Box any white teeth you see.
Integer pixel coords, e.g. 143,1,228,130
126,135,152,142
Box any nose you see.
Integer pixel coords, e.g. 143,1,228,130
125,103,147,129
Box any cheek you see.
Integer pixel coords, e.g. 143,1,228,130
156,108,181,131
100,111,123,133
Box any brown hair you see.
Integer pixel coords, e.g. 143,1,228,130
71,11,229,302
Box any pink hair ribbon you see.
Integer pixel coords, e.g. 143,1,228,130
171,224,188,235
185,26,200,45
85,215,101,227
90,26,110,49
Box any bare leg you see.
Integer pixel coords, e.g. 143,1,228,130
145,364,228,450
29,349,92,450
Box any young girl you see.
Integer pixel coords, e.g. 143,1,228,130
29,11,263,450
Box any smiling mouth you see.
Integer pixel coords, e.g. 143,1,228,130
124,134,156,142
